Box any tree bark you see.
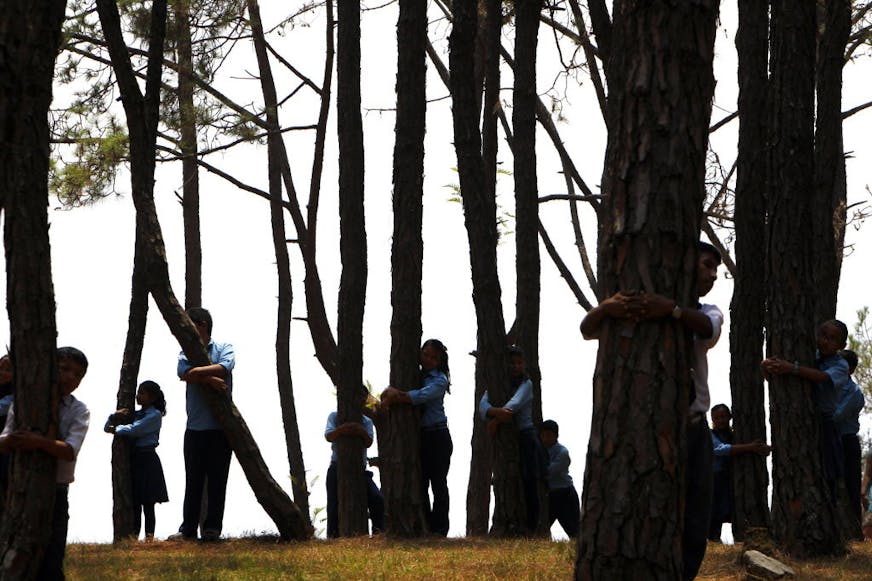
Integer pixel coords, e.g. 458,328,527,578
378,0,429,537
96,0,310,540
576,1,719,578
766,0,844,557
729,0,771,542
247,0,311,528
0,2,66,576
336,0,369,537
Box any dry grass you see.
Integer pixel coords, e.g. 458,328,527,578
65,537,872,580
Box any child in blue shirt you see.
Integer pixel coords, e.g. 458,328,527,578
539,419,579,537
105,380,169,541
834,349,864,532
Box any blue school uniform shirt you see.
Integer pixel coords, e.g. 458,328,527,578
0,394,12,418
546,442,574,490
325,411,373,467
408,369,449,428
178,340,235,431
479,378,534,431
833,377,864,436
815,353,850,420
711,431,732,473
113,407,163,448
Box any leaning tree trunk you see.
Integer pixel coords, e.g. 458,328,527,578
765,0,844,558
96,0,310,540
335,0,369,537
450,0,525,538
576,1,719,579
248,0,311,528
111,231,149,541
0,2,66,576
729,0,771,543
377,0,429,537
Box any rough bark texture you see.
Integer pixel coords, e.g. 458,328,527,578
450,0,525,538
96,0,309,540
729,0,771,542
576,1,719,579
766,0,844,558
248,0,311,528
111,234,149,541
336,0,369,537
812,0,850,324
0,2,66,576
378,0,429,537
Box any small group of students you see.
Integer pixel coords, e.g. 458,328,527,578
325,339,581,538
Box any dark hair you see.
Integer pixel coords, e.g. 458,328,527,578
57,346,88,372
422,338,451,387
138,380,166,416
841,349,858,372
507,344,525,359
821,319,849,345
187,307,213,335
710,403,731,418
540,419,559,435
698,241,722,265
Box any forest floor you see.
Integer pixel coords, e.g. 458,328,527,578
64,536,872,580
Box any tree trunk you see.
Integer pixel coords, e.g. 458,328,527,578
336,0,369,537
0,2,66,576
812,0,850,324
247,0,311,528
111,232,149,541
450,0,525,538
378,0,429,537
96,0,310,540
465,348,493,536
729,0,771,542
576,1,719,578
766,0,844,557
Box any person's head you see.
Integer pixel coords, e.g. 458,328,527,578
697,241,721,297
57,347,88,396
187,307,213,342
710,403,732,431
840,349,858,375
421,339,450,375
0,354,11,386
137,380,167,416
540,419,559,447
507,345,526,379
817,319,848,357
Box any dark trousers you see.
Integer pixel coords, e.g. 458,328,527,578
843,433,863,526
326,462,385,538
820,418,844,502
421,427,453,536
180,429,232,537
548,485,580,537
519,428,547,532
37,485,69,581
683,419,713,581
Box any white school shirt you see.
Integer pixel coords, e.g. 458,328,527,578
689,303,724,415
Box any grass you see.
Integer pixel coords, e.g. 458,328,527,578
64,537,872,580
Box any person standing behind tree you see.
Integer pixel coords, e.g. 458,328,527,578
169,307,235,542
834,349,865,534
580,241,723,581
539,419,580,538
381,339,453,536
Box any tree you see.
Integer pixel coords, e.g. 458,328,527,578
0,1,67,576
575,0,720,577
765,0,844,557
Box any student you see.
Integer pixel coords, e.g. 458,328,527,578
708,404,771,542
171,307,235,542
325,385,385,538
580,241,723,581
761,319,851,500
834,349,864,532
479,345,545,533
105,380,170,541
0,354,13,513
539,419,580,538
0,347,90,581
381,339,453,536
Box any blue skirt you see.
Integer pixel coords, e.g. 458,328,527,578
132,447,169,504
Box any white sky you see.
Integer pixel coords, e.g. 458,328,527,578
3,3,870,543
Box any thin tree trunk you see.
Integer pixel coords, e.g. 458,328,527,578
729,0,771,542
336,0,369,537
0,2,66,576
96,0,310,540
576,1,719,578
378,0,429,537
247,0,311,528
